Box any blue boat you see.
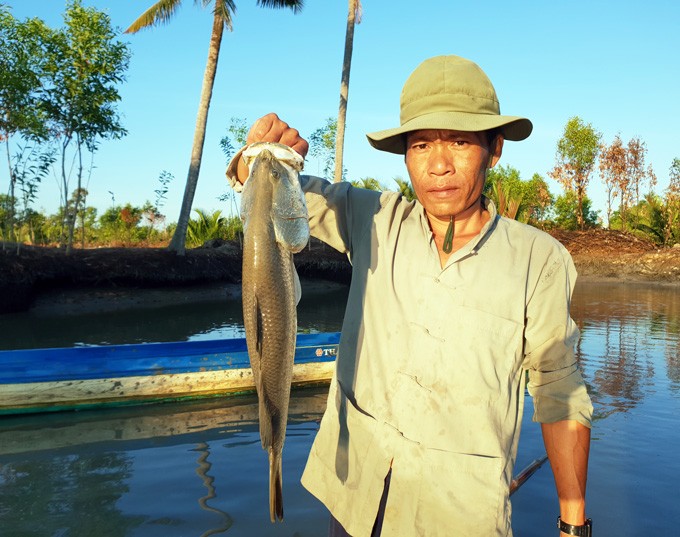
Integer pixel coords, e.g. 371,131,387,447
0,332,340,415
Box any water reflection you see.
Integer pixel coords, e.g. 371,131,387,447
0,390,330,537
571,282,680,420
194,442,233,537
0,450,144,536
0,284,348,350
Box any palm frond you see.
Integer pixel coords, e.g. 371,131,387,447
256,0,305,14
125,0,184,33
212,0,237,30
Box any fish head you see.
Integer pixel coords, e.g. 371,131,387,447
267,155,309,253
240,144,310,253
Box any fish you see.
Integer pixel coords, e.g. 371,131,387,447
240,142,309,522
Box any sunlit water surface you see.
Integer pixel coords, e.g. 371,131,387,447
1,281,679,536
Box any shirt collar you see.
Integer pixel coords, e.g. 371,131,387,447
417,196,500,262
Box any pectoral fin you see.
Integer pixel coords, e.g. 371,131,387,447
293,266,302,306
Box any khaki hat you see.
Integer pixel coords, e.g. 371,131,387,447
366,55,533,154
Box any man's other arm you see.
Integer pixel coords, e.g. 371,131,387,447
541,419,591,533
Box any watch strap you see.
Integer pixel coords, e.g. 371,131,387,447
557,517,592,536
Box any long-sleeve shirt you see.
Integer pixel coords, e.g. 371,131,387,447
294,176,593,537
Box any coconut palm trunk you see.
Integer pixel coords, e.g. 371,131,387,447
168,10,224,254
128,0,303,255
333,0,360,183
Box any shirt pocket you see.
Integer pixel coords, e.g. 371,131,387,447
414,448,505,536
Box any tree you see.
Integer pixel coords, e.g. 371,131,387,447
553,191,599,231
309,117,343,180
186,208,225,247
334,0,362,183
627,193,672,246
11,143,56,243
664,158,680,245
599,134,656,230
219,116,249,163
0,7,51,245
626,137,656,229
598,135,626,228
549,117,601,230
42,0,130,252
485,165,553,225
127,0,304,255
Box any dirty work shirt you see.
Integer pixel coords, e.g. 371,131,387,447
291,175,593,537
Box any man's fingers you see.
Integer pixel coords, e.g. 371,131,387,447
246,112,309,159
280,129,309,159
246,112,281,144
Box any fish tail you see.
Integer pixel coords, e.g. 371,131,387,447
269,449,284,522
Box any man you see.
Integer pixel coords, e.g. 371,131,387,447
227,55,593,536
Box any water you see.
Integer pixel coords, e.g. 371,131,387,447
0,284,349,350
1,281,679,536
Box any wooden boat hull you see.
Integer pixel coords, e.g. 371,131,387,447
0,332,340,415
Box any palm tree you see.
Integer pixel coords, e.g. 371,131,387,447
393,177,415,201
126,0,304,255
186,208,225,247
350,177,382,191
333,0,362,183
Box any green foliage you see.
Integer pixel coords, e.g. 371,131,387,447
97,203,145,245
0,194,16,241
665,158,680,245
553,191,599,230
555,117,602,179
12,144,56,211
310,117,345,180
393,177,416,201
186,208,243,247
550,117,602,229
219,116,248,163
350,177,383,191
1,7,53,244
484,165,554,225
42,1,130,149
617,192,680,247
40,0,131,250
0,6,50,141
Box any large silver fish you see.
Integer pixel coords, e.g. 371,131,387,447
240,142,309,522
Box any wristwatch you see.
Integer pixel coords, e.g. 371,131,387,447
557,516,592,536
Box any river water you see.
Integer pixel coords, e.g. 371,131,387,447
0,281,678,536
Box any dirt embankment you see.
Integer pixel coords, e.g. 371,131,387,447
0,238,351,314
549,229,680,283
0,230,678,315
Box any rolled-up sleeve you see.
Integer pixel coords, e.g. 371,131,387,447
523,244,593,428
299,175,382,258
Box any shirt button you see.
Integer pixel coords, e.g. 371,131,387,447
434,277,440,284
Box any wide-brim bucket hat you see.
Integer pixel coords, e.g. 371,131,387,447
367,55,533,154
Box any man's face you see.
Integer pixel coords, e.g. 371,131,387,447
405,129,503,224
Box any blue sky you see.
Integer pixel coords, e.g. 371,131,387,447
5,0,679,223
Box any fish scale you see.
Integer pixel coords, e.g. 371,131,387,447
240,144,309,522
